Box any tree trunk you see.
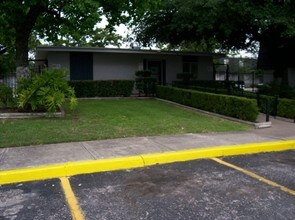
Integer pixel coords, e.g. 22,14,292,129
257,32,289,84
13,2,46,69
15,33,30,67
14,30,31,79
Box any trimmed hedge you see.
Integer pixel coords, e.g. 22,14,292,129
135,70,152,77
277,98,295,119
176,85,295,119
257,94,276,115
135,77,157,96
135,70,157,96
69,80,134,97
173,80,243,89
156,86,259,122
175,85,253,97
176,85,228,95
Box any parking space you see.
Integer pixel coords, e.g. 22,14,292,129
0,179,71,220
69,152,294,220
222,150,295,190
0,150,294,220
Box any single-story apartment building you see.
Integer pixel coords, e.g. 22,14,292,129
36,46,225,85
215,57,261,86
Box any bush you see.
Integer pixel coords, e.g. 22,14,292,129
173,80,240,90
255,94,275,115
69,80,134,97
135,77,157,96
178,84,295,119
134,70,157,96
252,95,295,119
176,72,193,85
277,98,295,119
176,85,227,94
175,85,257,100
156,86,259,122
135,70,152,77
0,54,15,77
175,84,295,119
17,69,77,113
258,81,295,99
0,83,14,107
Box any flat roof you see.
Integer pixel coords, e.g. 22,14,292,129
36,46,225,60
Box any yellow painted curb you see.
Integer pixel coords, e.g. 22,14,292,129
65,156,145,176
142,140,295,166
0,140,294,185
0,156,144,185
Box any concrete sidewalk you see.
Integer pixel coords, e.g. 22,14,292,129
0,115,294,172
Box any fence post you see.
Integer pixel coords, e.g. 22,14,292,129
256,92,261,107
226,64,230,95
266,98,270,122
274,95,278,118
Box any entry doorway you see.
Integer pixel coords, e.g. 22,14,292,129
145,60,166,85
70,52,93,80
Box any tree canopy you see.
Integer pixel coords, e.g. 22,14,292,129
0,0,155,67
135,0,295,81
136,0,295,51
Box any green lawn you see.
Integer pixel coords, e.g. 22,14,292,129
0,99,250,148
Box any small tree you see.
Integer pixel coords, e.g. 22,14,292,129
135,70,157,96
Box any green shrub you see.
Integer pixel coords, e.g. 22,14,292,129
176,85,271,114
176,73,193,85
175,85,258,100
17,69,77,113
277,98,295,119
135,70,152,77
258,81,295,99
255,94,275,115
255,95,295,119
69,80,134,97
135,77,157,96
156,86,259,122
173,80,240,90
0,54,15,77
0,83,14,107
174,84,295,119
176,85,227,94
134,70,157,96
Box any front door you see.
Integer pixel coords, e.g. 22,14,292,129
147,60,166,85
70,52,93,80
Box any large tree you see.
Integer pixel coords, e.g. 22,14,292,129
0,0,153,68
135,0,295,82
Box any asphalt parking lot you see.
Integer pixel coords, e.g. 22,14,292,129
1,150,294,220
